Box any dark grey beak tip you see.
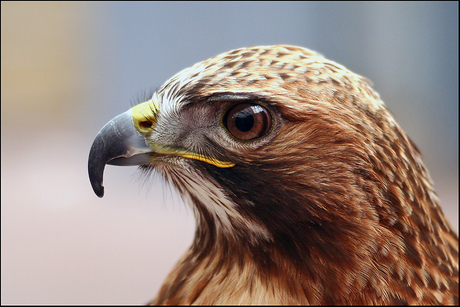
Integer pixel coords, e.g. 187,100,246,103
90,170,105,198
92,181,105,198
88,140,106,198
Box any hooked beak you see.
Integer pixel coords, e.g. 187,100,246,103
88,107,153,198
88,99,234,198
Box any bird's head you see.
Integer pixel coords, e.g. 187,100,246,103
88,46,455,295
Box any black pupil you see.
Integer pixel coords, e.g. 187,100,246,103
234,110,254,132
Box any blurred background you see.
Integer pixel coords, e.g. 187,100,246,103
1,2,458,304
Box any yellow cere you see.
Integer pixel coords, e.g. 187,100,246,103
131,99,160,133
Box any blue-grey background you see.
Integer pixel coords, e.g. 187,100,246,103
1,2,457,304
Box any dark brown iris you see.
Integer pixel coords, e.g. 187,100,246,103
223,103,272,140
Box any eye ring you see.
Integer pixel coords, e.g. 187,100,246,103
223,103,272,141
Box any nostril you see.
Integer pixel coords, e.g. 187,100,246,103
139,121,153,129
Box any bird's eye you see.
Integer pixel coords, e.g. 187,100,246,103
223,103,272,141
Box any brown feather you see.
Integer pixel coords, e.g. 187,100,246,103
136,45,458,305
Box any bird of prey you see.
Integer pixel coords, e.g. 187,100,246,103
88,45,458,305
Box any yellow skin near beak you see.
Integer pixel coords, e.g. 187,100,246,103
131,99,235,169
88,98,234,197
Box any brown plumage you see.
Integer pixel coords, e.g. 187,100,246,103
88,45,458,305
